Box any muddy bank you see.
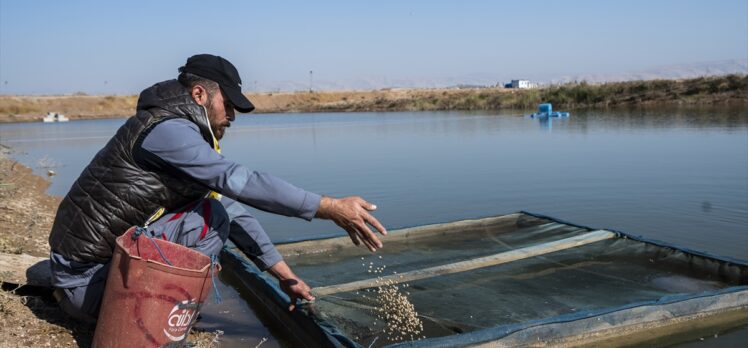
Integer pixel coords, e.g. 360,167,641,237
0,149,60,257
0,148,91,347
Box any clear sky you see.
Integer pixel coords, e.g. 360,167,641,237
1,0,746,94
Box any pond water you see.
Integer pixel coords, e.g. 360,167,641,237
1,107,747,347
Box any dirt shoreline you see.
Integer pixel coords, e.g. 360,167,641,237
0,88,508,123
0,150,217,347
0,148,89,347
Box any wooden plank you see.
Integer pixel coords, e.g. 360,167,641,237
0,252,51,287
312,230,616,297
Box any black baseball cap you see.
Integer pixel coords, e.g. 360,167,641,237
179,54,255,113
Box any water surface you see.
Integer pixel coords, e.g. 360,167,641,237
1,107,747,346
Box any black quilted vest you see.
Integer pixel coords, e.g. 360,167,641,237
49,80,215,263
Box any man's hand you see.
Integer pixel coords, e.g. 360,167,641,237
315,196,387,252
269,261,314,311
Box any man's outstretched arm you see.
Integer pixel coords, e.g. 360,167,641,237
138,118,388,251
137,118,320,219
315,196,387,252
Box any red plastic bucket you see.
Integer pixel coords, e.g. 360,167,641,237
92,226,217,347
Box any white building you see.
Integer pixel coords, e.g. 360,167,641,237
510,79,537,89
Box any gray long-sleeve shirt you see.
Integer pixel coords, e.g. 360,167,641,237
51,118,320,288
138,118,321,269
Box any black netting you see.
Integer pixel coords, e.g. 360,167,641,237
225,212,748,348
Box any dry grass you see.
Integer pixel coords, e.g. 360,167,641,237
0,95,137,123
0,290,90,347
188,329,224,348
1,75,746,124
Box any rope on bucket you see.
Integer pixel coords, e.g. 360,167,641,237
210,254,222,304
132,226,174,266
139,206,220,303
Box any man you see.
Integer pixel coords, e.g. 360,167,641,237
48,54,387,323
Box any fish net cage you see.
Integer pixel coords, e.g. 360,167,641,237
222,212,748,347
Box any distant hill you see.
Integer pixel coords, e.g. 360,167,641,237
551,59,748,84
258,59,748,92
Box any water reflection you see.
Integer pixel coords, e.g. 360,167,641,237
1,107,747,261
570,106,748,131
534,115,572,132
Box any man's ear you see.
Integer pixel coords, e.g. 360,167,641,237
190,85,209,106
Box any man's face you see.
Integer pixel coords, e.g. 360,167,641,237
205,89,235,140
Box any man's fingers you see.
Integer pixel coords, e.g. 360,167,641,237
354,226,377,252
288,294,298,311
345,226,361,246
361,199,377,211
339,222,361,245
357,200,386,236
329,196,387,252
361,236,377,252
347,222,379,251
355,228,376,252
364,213,387,236
354,221,381,251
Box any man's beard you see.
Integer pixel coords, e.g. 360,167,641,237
204,94,224,140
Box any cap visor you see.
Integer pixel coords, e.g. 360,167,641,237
223,86,255,113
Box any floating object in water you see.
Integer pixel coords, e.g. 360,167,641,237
531,103,569,118
42,112,69,122
46,170,56,176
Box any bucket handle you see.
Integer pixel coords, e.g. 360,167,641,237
132,226,174,266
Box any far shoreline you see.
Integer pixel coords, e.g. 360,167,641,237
1,75,746,124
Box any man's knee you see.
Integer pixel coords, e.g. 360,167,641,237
190,198,229,256
149,198,230,256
